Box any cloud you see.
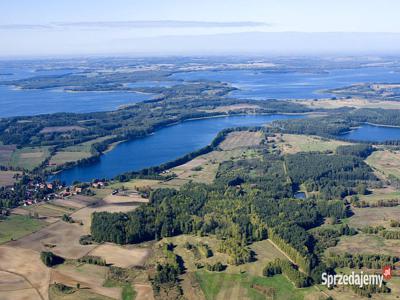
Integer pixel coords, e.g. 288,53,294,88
0,20,270,30
0,24,52,30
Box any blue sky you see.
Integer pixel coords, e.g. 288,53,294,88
1,0,400,57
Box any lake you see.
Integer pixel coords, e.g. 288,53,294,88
171,67,400,100
341,124,400,142
0,66,156,117
0,86,153,117
51,114,303,184
1,65,400,117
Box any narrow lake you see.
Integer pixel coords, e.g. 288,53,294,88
51,114,303,184
341,124,400,142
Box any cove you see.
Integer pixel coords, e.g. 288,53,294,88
51,114,304,184
340,124,400,142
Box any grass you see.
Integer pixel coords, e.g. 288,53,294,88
219,131,262,150
296,97,400,110
107,179,162,190
49,284,114,300
103,279,136,300
161,235,287,277
24,203,75,218
359,188,400,204
49,136,115,167
348,206,400,228
0,215,46,244
366,150,400,179
327,233,400,257
278,134,350,154
49,151,92,166
122,284,136,300
0,170,19,187
0,142,16,166
9,146,51,170
195,271,316,300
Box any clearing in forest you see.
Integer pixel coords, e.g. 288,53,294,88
276,134,350,154
366,150,400,179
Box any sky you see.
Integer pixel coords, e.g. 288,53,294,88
1,0,400,57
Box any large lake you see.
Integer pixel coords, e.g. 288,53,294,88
51,114,303,184
1,66,400,117
0,86,152,117
171,67,400,100
0,66,155,117
341,124,400,142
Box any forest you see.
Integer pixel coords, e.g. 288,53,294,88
90,141,384,289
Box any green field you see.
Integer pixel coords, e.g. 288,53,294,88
366,150,400,179
279,134,350,154
10,146,51,170
359,188,400,204
23,202,76,218
195,271,316,300
121,284,136,300
0,215,47,244
49,136,115,167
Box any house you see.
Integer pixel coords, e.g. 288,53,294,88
74,187,82,194
92,181,105,188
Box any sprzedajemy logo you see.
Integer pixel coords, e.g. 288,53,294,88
321,266,393,288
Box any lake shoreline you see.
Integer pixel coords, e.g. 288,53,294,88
49,113,305,184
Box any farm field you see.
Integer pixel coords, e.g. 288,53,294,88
0,246,51,300
23,202,76,220
0,170,19,187
275,134,350,154
48,136,114,167
71,198,142,233
359,187,400,204
195,272,318,300
51,263,121,299
8,191,142,259
0,143,16,166
108,178,163,190
87,243,151,268
49,151,92,167
0,215,46,244
48,285,113,300
295,97,400,110
7,219,96,259
327,233,400,257
348,206,400,228
9,146,51,170
201,104,261,113
366,150,400,179
219,131,262,150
